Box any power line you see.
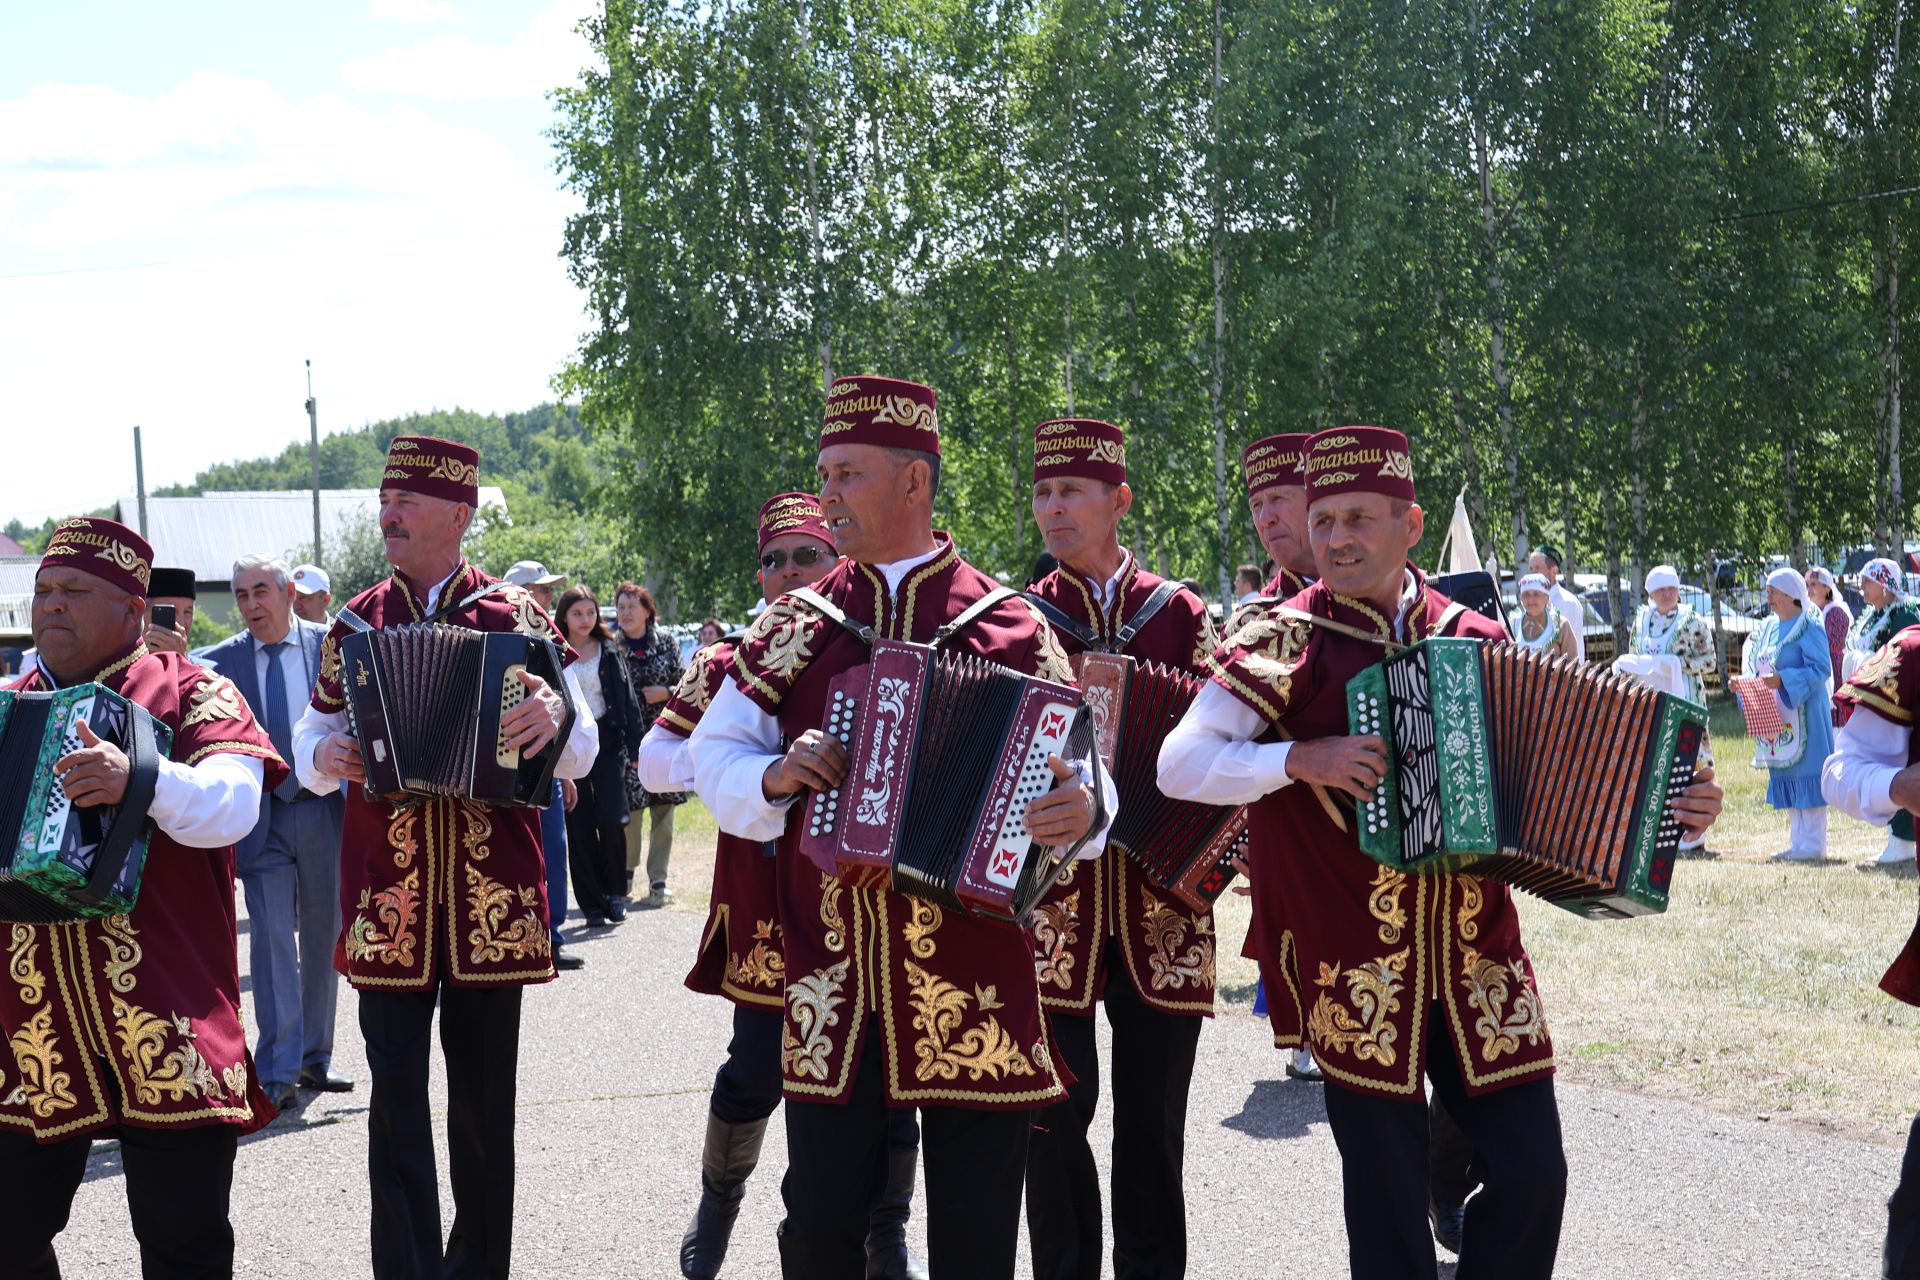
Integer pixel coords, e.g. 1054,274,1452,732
1710,183,1920,223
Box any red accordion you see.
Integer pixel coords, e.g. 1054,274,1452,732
800,639,1096,923
1074,653,1246,912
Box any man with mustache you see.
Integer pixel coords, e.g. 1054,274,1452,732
293,435,599,1280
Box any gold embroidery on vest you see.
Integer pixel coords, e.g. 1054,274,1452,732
784,958,851,1080
457,798,494,860
1854,640,1903,700
903,900,942,960
1459,947,1547,1062
1141,886,1216,991
7,1006,77,1117
8,925,44,1003
759,607,817,680
1307,949,1409,1067
388,805,418,869
905,961,1036,1082
99,915,139,993
1030,891,1080,990
464,864,549,964
112,1000,218,1104
727,920,785,991
819,874,847,953
1368,866,1408,945
317,632,343,704
346,869,421,966
1456,875,1484,942
182,676,247,726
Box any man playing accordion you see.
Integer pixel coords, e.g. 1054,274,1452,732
690,375,1108,1279
293,434,599,1280
0,518,286,1279
1159,426,1723,1280
1018,416,1219,1280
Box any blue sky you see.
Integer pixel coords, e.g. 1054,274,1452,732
0,0,597,524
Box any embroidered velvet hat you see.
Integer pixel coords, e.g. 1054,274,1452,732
1302,426,1415,504
38,517,153,597
381,435,480,506
819,376,940,456
1241,433,1310,501
757,492,835,553
1032,419,1126,486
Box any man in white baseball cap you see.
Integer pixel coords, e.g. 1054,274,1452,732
290,564,333,625
503,560,568,614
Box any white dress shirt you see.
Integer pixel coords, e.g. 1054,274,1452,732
252,626,314,734
37,661,265,849
690,547,1117,855
1548,580,1586,661
1821,705,1905,826
637,721,697,794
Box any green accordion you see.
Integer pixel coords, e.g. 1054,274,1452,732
1345,638,1706,919
0,683,170,922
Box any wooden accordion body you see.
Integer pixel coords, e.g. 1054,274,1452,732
0,683,169,922
342,624,574,808
800,639,1097,924
1073,654,1246,912
1346,638,1707,919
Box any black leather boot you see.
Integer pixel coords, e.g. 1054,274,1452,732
864,1143,930,1280
681,1112,768,1279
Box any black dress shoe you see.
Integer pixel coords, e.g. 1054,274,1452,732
270,1086,299,1111
1429,1196,1465,1254
555,949,586,970
298,1068,355,1093
607,901,629,923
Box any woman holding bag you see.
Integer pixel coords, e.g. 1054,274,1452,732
1744,567,1834,861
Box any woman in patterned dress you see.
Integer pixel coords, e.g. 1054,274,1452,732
616,581,687,906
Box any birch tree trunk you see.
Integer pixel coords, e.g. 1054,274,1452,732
1467,4,1526,567
1209,0,1232,602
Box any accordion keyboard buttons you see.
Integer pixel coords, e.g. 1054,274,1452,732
1352,692,1386,835
496,664,528,768
810,691,857,838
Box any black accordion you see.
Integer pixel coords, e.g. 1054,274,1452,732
1346,638,1707,918
799,639,1100,924
1074,654,1246,912
0,683,168,923
341,624,574,807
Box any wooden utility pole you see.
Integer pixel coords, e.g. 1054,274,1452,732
133,425,148,537
305,360,322,565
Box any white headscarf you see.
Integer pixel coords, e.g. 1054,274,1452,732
1767,566,1811,613
1863,558,1905,597
1517,573,1550,597
1645,565,1680,593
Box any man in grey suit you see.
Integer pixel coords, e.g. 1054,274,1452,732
203,552,349,1109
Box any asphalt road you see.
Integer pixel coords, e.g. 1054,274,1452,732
56,906,1901,1278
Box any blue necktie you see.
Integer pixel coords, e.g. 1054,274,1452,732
263,640,300,802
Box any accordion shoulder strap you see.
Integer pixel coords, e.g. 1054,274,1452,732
1274,605,1403,654
1430,601,1471,637
786,587,877,645
1114,580,1182,649
335,579,511,633
69,702,162,909
1018,592,1099,650
931,587,1018,648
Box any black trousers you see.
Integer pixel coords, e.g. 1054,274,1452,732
711,1004,787,1125
1428,1093,1479,1205
1025,946,1204,1280
780,1016,1030,1279
1886,1110,1920,1276
360,983,523,1280
0,1120,237,1280
565,786,625,920
1320,1008,1565,1280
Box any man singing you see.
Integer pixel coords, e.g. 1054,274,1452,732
0,518,286,1280
293,435,598,1280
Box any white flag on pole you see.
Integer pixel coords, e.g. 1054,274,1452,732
1442,487,1481,575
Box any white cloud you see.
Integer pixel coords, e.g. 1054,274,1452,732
342,0,593,101
0,60,590,521
371,0,465,22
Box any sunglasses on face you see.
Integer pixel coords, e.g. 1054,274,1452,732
761,546,830,571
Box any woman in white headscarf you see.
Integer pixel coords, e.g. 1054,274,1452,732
1510,573,1577,658
1744,567,1834,859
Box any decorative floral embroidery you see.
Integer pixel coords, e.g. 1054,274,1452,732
1023,607,1077,685
727,920,785,991
1456,875,1484,943
99,914,139,993
345,869,421,966
1368,866,1407,945
819,874,847,953
112,999,218,1104
220,1061,249,1102
670,650,721,714
457,799,495,862
783,958,850,1081
1853,640,1903,702
181,676,246,727
8,925,44,1003
464,864,549,965
1307,949,1409,1067
903,900,942,960
758,607,818,681
1142,888,1216,991
1460,947,1547,1062
905,961,1037,1083
317,633,343,705
7,1006,76,1117
1030,891,1080,990
1225,612,1314,710
387,805,418,869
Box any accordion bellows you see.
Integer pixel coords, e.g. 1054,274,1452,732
0,684,169,922
1347,638,1707,918
342,624,574,807
1075,654,1245,912
801,639,1096,924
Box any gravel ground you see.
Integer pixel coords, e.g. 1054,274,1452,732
55,906,1902,1278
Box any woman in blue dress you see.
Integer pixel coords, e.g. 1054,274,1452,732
1747,567,1834,859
